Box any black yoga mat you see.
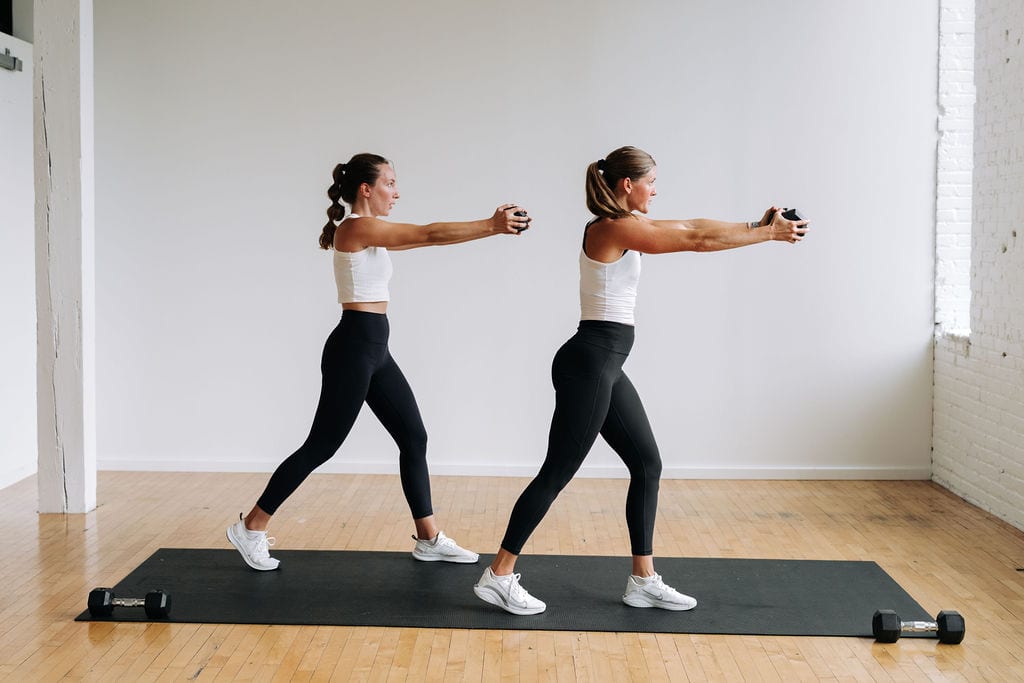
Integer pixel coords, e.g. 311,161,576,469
75,549,932,637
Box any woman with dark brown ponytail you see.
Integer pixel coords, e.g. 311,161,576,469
228,152,530,571
473,145,808,615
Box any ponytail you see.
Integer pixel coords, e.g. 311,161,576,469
586,161,631,219
319,163,347,250
317,154,391,250
585,146,656,220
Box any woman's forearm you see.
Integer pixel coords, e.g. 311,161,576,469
422,219,498,244
680,219,772,252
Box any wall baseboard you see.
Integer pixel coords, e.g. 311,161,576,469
97,459,931,481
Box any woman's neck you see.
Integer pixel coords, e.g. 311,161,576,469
350,201,373,217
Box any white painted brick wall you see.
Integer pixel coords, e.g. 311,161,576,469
936,0,975,334
933,0,1024,531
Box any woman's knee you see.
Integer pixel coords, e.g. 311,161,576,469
397,424,428,458
410,425,428,453
287,447,335,476
647,452,662,481
533,461,582,497
629,449,662,483
289,428,348,472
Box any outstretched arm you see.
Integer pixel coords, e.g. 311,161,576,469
335,205,529,252
408,207,532,249
592,206,807,256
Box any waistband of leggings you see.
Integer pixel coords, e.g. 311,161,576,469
338,309,390,339
574,319,635,353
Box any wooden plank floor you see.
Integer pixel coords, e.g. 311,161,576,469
1,472,1023,681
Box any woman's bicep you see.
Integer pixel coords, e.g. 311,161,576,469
348,218,425,249
614,220,700,254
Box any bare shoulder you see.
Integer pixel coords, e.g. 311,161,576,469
589,214,649,241
343,215,387,231
585,215,648,260
335,216,383,251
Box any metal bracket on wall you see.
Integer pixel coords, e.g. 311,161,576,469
1,48,23,72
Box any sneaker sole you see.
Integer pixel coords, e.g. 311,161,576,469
226,526,280,572
622,594,696,611
412,550,480,563
473,585,546,615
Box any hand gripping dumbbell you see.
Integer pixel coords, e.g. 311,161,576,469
513,210,530,233
765,207,809,234
872,609,965,644
780,208,806,224
87,587,172,619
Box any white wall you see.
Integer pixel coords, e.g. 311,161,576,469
934,0,1024,530
935,0,975,334
0,32,37,489
94,1,939,479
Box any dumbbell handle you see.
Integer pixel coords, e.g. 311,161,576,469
900,620,939,633
111,597,148,608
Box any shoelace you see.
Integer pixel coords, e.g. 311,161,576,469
436,536,458,551
508,573,531,603
253,535,276,559
646,574,674,591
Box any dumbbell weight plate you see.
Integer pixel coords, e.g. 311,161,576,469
144,590,172,619
87,588,115,618
871,609,901,642
936,610,965,644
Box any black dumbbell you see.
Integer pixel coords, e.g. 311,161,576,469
872,609,965,644
513,210,530,233
87,587,172,619
768,207,809,233
780,208,806,224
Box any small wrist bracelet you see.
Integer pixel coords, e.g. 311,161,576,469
748,221,760,229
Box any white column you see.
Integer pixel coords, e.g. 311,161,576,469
34,0,96,513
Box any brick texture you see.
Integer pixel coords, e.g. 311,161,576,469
936,0,975,333
933,0,1024,531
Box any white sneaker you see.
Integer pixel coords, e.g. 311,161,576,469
411,531,479,563
473,567,546,615
226,514,280,571
622,573,696,611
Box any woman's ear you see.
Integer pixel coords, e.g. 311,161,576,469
360,182,372,198
620,177,633,195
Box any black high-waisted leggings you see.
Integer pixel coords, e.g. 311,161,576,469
256,310,433,518
501,320,662,556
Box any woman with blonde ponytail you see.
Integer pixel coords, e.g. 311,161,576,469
474,145,808,615
228,152,531,572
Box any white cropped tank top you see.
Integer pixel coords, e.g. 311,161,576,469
579,246,641,326
333,214,393,303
